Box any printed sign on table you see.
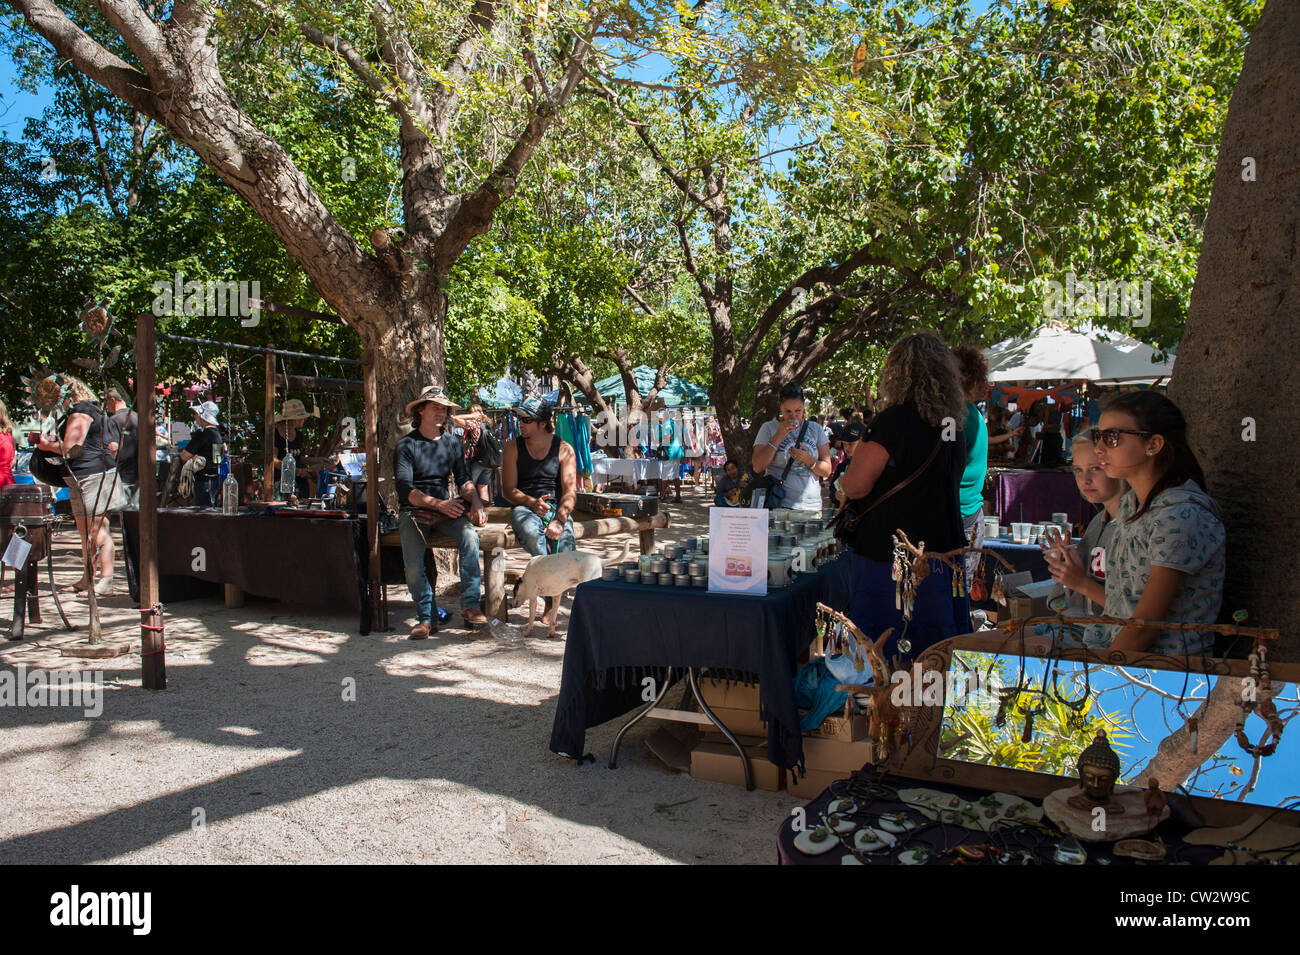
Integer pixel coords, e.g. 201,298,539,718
708,507,768,595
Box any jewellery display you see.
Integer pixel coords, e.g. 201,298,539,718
1235,640,1285,758
793,824,841,856
1114,838,1167,862
1053,835,1087,865
852,827,897,853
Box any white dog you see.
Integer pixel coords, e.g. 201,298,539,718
507,539,632,637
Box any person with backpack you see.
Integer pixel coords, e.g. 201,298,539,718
452,403,500,505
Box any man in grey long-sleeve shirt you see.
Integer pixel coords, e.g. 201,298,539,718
395,387,488,637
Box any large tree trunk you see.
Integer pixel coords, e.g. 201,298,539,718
1168,0,1299,661
356,275,447,505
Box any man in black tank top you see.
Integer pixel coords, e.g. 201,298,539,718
503,397,577,556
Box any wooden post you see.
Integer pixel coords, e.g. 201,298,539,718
263,352,276,500
137,312,165,689
639,528,655,556
363,348,384,630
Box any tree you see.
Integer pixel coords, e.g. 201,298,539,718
1169,0,1299,659
6,0,619,495
584,0,1257,466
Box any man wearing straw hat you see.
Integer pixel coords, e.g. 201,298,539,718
395,386,489,637
273,397,318,498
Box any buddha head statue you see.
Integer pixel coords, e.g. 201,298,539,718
1076,730,1121,803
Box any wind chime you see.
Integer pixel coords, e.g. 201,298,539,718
1236,637,1284,758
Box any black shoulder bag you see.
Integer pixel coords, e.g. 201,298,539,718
756,419,810,509
832,438,943,542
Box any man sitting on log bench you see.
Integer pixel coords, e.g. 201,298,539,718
502,397,577,557
395,386,489,638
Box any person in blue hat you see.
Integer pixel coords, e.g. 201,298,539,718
502,396,577,557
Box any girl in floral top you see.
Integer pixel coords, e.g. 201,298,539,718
1082,392,1225,655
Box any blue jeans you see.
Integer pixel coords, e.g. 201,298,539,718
510,505,575,557
398,510,482,620
848,552,970,664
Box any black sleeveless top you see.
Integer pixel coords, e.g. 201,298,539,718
516,435,560,499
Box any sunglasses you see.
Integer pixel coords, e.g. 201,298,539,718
1089,427,1153,448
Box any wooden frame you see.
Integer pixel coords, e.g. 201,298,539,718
882,629,1300,828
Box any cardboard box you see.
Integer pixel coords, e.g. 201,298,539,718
697,678,765,737
808,710,870,743
697,706,766,738
690,740,785,792
788,768,846,800
801,735,875,775
698,677,760,711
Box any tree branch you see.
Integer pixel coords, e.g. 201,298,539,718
12,0,159,117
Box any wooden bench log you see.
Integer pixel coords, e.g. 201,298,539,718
380,508,671,623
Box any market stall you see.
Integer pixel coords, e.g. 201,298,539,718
120,508,381,630
987,466,1100,526
549,555,852,775
778,624,1297,865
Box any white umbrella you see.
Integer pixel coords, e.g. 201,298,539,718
983,325,1174,382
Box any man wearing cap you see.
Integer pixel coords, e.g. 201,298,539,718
395,387,488,636
830,421,866,507
104,385,140,509
502,397,577,557
181,400,223,507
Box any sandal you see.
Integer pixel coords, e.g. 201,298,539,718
59,582,90,595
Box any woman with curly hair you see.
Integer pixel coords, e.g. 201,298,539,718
838,330,970,661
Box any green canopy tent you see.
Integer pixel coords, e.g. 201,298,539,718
585,365,710,407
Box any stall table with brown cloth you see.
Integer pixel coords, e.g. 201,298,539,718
121,509,387,633
988,467,1099,526
549,556,851,774
776,764,1224,865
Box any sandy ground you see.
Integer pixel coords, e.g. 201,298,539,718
0,477,805,864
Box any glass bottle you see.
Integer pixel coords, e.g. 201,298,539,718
222,468,239,515
280,451,296,501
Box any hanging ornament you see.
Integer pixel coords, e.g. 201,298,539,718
852,41,867,78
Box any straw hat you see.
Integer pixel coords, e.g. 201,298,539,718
275,398,320,422
404,386,460,418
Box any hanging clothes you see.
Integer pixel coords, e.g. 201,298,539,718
573,412,593,475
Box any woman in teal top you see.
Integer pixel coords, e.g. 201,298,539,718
953,345,991,591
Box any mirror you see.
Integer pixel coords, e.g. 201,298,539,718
936,649,1297,809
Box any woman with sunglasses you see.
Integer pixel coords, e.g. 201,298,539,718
1081,392,1225,655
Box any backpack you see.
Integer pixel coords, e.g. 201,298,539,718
472,425,503,468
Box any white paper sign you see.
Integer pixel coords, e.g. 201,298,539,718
3,534,32,571
708,507,768,595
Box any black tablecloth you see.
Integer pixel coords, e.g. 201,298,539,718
776,764,1224,865
122,509,373,629
549,556,851,771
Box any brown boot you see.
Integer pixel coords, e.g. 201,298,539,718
462,608,487,627
408,622,432,640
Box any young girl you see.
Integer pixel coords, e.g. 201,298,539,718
1037,433,1126,644
1083,392,1225,655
